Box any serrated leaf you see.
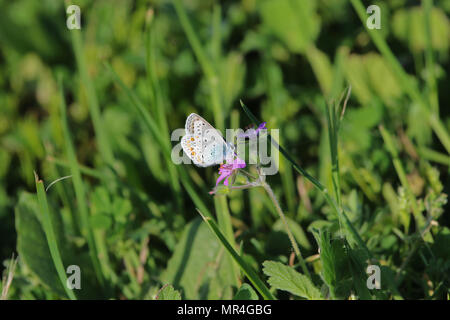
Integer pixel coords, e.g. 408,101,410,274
262,261,322,300
156,285,181,300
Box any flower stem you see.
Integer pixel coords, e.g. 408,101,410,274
261,181,311,278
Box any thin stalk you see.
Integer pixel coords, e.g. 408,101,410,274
325,87,351,239
45,156,80,235
325,101,341,208
261,181,310,278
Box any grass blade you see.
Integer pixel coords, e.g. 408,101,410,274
58,78,107,287
34,172,77,300
417,147,450,166
214,196,239,286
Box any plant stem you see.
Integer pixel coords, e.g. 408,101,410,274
261,180,310,278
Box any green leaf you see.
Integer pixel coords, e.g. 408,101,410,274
262,261,322,300
156,285,181,300
348,248,373,300
15,192,66,297
312,229,352,298
161,218,236,299
233,283,259,300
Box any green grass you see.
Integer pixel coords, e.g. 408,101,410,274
0,0,449,300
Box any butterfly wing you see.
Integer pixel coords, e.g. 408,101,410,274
202,128,232,166
182,113,234,167
181,134,204,166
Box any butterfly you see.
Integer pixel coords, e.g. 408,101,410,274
181,113,235,167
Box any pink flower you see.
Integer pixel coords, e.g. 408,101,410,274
215,157,246,186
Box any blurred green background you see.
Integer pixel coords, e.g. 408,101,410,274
0,0,449,299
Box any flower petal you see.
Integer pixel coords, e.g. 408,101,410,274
216,172,229,186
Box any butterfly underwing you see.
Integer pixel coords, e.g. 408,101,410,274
181,113,235,167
